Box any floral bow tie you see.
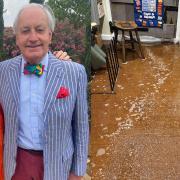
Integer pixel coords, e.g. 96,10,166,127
24,63,45,77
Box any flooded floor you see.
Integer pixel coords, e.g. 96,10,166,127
90,44,180,180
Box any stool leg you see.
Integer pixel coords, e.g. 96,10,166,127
129,31,135,50
114,29,118,44
121,30,126,62
135,30,145,59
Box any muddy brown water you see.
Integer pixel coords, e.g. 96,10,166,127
90,44,180,180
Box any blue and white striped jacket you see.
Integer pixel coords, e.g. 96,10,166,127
0,52,89,180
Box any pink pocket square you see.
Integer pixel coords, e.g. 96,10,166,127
57,87,69,99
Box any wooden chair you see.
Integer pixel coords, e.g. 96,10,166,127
109,21,119,43
114,21,145,62
104,37,120,92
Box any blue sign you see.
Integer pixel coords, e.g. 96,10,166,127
134,0,164,27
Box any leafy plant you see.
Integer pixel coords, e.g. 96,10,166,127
50,20,86,63
47,0,91,78
47,0,90,28
2,27,19,60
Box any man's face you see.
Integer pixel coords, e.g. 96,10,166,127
16,7,52,64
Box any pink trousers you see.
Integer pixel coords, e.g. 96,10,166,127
11,147,44,180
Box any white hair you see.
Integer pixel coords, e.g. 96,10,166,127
13,3,56,34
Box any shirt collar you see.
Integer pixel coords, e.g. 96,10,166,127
21,53,49,73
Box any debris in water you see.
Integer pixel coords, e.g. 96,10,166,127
96,148,106,156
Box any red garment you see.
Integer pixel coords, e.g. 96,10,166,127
0,105,4,180
12,147,44,180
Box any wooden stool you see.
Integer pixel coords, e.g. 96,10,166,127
114,21,145,62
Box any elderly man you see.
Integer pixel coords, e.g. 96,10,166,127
0,3,89,180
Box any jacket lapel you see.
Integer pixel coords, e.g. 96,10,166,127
44,53,65,119
9,56,21,107
8,53,65,121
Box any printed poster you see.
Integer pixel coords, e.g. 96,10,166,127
134,0,164,27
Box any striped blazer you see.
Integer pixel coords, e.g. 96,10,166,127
0,105,4,180
0,53,89,180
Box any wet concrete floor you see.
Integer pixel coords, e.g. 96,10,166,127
90,44,180,180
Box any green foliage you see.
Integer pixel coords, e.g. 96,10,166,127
29,0,45,4
2,27,19,60
47,0,90,28
50,21,86,63
0,0,4,51
48,0,91,78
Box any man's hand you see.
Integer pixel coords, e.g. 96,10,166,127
53,50,71,61
68,173,83,180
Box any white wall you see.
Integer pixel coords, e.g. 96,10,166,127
175,0,180,43
101,0,112,39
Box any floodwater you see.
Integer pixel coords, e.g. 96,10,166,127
90,44,180,180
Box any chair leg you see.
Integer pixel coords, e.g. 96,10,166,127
135,30,145,59
121,30,126,63
129,31,135,50
114,29,118,44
